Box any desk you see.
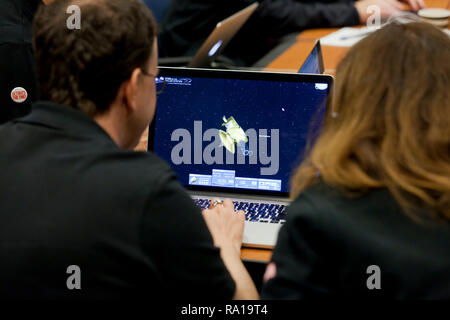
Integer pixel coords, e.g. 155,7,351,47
140,0,449,263
265,28,350,74
266,0,449,74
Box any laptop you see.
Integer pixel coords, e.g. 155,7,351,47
298,40,325,74
148,67,333,248
160,3,259,68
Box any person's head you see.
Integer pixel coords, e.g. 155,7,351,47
33,0,158,149
291,21,450,221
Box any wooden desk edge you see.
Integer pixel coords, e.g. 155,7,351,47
241,247,272,263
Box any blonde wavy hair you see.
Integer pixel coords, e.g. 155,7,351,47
291,22,450,221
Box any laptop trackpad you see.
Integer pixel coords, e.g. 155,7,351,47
243,221,283,249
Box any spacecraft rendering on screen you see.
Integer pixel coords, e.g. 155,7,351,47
218,116,251,156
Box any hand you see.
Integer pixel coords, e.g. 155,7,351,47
202,198,245,254
401,0,426,11
355,0,404,23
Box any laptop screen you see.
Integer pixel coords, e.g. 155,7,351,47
149,68,332,196
298,41,324,75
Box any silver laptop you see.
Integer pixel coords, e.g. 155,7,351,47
148,67,333,248
161,3,259,68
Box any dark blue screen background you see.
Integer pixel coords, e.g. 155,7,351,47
151,77,328,193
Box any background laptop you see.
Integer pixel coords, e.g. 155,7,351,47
148,67,333,248
159,3,259,68
298,40,325,74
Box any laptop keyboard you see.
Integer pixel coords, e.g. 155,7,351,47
194,199,287,224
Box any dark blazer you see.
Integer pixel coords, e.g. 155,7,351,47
262,182,450,299
0,102,235,300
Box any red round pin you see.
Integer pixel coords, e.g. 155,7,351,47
11,87,28,104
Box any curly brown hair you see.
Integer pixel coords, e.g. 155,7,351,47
291,21,450,221
33,0,157,116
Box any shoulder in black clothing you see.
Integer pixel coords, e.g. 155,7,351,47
0,0,41,44
261,182,450,299
0,102,235,300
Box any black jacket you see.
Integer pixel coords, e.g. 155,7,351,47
159,0,360,65
0,102,235,300
0,0,40,124
0,0,40,44
262,182,450,299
